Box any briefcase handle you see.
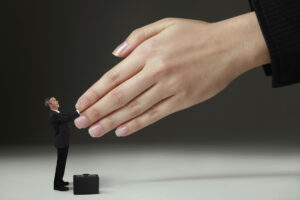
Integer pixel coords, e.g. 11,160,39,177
83,173,89,176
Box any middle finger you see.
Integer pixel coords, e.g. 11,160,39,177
74,67,155,128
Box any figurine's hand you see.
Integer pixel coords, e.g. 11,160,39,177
75,104,83,113
74,12,270,137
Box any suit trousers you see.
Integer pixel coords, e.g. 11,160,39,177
54,146,69,186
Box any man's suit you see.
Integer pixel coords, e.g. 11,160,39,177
48,110,79,186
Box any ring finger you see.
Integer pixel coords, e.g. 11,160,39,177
88,83,174,137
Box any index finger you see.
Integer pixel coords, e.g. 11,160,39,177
75,54,144,112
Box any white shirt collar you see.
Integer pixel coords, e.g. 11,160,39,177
51,109,60,113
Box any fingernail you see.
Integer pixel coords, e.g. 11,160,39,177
74,116,89,129
76,98,90,111
115,126,128,137
112,41,130,56
89,125,104,137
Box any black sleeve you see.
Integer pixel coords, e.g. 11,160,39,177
51,111,80,124
248,0,300,87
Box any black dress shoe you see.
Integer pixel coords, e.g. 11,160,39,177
54,185,69,191
60,181,69,186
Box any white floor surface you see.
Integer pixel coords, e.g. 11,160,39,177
1,143,300,200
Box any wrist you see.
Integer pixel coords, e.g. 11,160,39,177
213,12,270,77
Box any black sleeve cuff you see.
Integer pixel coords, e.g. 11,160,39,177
248,0,300,87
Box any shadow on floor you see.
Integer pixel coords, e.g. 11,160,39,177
124,171,300,183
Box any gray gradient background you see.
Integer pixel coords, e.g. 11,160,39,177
2,0,300,145
2,1,300,199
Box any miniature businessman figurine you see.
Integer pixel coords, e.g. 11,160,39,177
44,97,81,191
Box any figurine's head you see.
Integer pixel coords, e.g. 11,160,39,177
44,97,60,110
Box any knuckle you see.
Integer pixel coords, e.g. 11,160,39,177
161,17,174,22
152,59,171,77
165,77,179,91
140,40,157,55
157,59,172,71
131,119,142,131
129,100,142,116
105,70,120,87
111,89,126,106
103,117,115,129
159,17,178,25
130,28,145,41
130,28,140,37
88,107,102,120
87,87,100,101
148,108,160,122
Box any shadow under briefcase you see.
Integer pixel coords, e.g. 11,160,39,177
73,173,99,195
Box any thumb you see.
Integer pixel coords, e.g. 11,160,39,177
112,18,175,57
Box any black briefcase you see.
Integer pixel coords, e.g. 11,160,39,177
73,173,99,195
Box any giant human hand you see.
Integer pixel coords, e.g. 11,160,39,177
74,12,270,137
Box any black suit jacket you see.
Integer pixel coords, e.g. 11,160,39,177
49,110,80,148
248,0,300,87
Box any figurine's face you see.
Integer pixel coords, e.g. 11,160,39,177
50,97,60,109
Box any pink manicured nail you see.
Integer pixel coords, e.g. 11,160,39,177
74,116,89,129
112,41,130,56
76,98,90,111
89,125,104,137
115,126,128,137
